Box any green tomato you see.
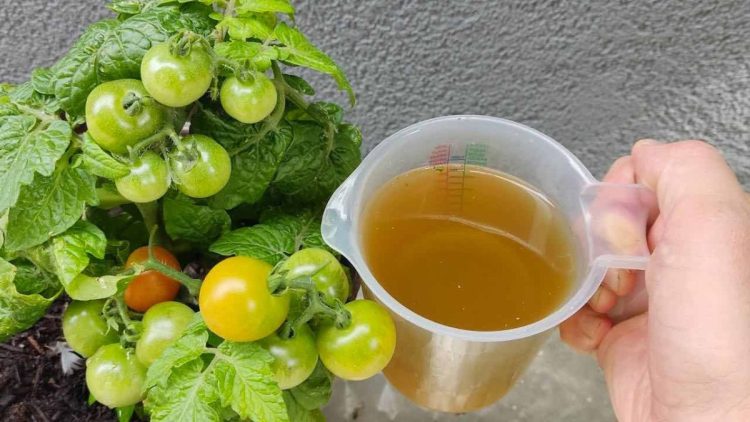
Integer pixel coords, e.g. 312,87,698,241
169,135,231,198
220,74,277,124
62,300,118,358
317,300,396,381
85,79,167,154
141,43,213,107
135,301,194,365
281,248,349,302
115,151,170,203
86,343,147,408
259,324,318,390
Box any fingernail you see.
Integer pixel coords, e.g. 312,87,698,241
635,138,662,147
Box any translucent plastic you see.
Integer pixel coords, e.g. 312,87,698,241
322,116,654,413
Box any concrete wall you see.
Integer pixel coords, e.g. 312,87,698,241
2,1,749,420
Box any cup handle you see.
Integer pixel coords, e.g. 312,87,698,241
321,177,357,254
581,182,656,269
580,182,656,320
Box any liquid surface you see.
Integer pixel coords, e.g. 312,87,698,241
361,165,576,331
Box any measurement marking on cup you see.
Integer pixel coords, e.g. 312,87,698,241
429,144,488,212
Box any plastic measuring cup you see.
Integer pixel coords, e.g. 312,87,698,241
321,115,654,413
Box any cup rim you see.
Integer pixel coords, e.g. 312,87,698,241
342,115,605,342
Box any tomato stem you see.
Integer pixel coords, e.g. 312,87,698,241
281,78,337,154
270,272,352,339
141,226,202,296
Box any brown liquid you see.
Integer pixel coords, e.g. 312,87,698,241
361,165,576,331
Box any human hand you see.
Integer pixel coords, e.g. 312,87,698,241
559,140,750,421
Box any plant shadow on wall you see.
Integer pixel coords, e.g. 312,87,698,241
0,1,397,421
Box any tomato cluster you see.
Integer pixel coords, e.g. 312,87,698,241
63,245,396,409
85,38,279,204
199,248,396,386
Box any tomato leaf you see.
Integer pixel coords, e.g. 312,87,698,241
81,134,130,179
146,316,288,422
217,17,275,41
145,315,210,391
288,361,333,411
274,22,355,105
0,111,72,213
50,19,120,118
272,121,361,204
283,392,325,422
163,196,231,244
212,342,288,422
236,0,295,17
210,208,330,264
0,258,61,342
49,5,213,118
23,221,106,282
283,74,315,96
5,166,98,252
209,223,294,265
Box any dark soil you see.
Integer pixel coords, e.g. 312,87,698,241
0,300,117,422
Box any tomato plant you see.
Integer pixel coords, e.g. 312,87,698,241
115,151,171,203
260,324,318,390
281,248,350,302
136,301,195,365
168,134,231,198
85,79,168,154
220,74,278,124
86,343,147,409
124,246,182,312
317,300,396,381
141,42,213,107
62,300,119,357
199,256,290,342
1,1,361,420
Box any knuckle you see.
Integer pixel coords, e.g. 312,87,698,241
672,139,721,160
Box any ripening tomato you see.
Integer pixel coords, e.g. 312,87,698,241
199,256,290,342
124,246,181,312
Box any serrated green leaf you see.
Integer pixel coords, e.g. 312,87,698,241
97,5,214,81
218,17,274,41
213,342,288,422
51,19,120,118
27,220,107,285
283,74,315,96
191,106,292,210
13,261,59,298
0,115,71,213
148,359,221,422
146,318,287,422
283,392,325,422
210,224,294,265
259,208,332,253
87,206,149,250
20,221,113,300
289,362,333,411
272,121,361,204
236,0,294,17
81,134,130,179
210,209,329,264
31,68,55,95
5,166,98,252
146,315,210,390
51,5,213,118
274,22,355,105
0,258,60,342
163,196,231,244
66,273,132,301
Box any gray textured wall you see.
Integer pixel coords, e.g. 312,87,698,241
2,1,749,421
